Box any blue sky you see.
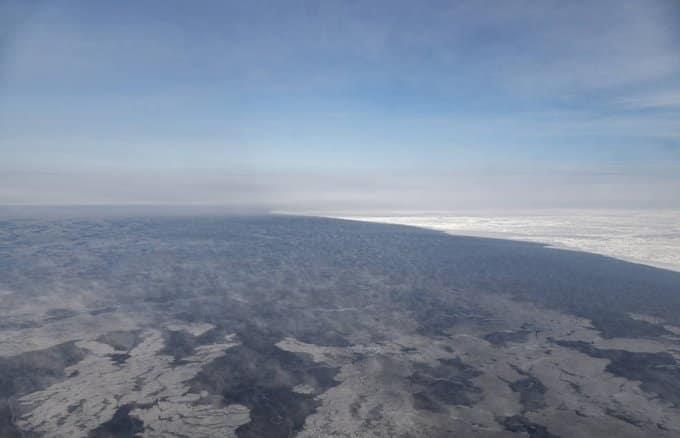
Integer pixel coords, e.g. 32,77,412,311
1,0,679,209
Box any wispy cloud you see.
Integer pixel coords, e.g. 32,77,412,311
620,91,680,110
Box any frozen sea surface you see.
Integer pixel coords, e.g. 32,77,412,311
337,210,680,272
3,215,680,436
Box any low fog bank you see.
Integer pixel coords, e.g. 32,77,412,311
332,210,680,273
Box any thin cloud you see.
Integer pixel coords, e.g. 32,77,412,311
620,90,680,110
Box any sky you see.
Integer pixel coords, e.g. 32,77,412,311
1,0,679,211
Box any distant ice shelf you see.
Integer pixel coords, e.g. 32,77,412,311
334,210,680,273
